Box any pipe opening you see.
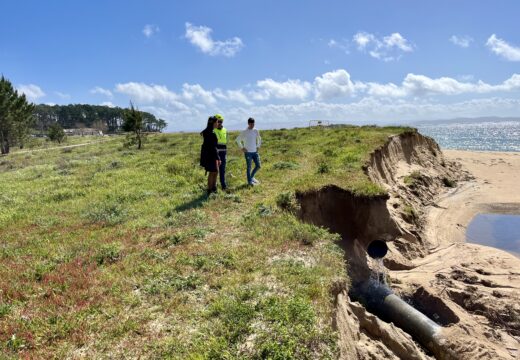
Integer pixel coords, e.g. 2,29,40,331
367,239,388,259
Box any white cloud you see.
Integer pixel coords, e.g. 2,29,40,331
449,35,473,48
185,22,243,57
365,73,520,97
181,83,216,105
90,86,113,98
143,24,160,38
115,82,188,110
352,31,413,61
383,33,413,52
353,32,375,50
214,88,252,105
314,69,355,100
111,70,520,131
219,97,520,130
55,91,70,99
17,84,45,101
486,34,520,61
101,101,116,108
366,82,407,97
255,78,312,100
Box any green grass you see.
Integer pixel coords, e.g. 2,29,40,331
0,125,411,358
403,170,423,188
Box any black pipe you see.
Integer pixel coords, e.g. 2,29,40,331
354,240,457,359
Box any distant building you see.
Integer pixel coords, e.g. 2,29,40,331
64,128,104,136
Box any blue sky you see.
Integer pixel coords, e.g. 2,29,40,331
2,0,520,131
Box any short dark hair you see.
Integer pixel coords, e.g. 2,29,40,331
247,117,255,123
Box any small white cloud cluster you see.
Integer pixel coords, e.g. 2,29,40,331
17,84,46,101
352,32,413,61
449,35,473,48
185,23,243,57
486,34,520,61
143,24,160,38
90,86,113,98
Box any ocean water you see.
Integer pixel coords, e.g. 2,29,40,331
416,121,520,152
466,214,520,257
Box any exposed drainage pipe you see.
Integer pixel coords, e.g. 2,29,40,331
355,240,457,360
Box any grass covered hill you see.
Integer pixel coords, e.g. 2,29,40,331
0,125,411,359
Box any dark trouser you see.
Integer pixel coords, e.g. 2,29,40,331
245,152,261,184
218,150,227,189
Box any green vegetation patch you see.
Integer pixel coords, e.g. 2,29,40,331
0,125,410,358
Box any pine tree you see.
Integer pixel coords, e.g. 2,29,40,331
122,102,145,149
0,76,35,154
47,123,65,144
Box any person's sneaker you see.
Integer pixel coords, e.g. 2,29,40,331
252,178,260,184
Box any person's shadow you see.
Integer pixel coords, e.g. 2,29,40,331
174,193,209,212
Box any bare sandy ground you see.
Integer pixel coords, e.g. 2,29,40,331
392,150,520,359
427,150,520,249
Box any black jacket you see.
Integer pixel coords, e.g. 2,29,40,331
200,128,220,168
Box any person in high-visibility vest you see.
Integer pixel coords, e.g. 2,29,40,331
213,114,228,190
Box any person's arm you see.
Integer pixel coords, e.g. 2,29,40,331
256,130,262,149
236,131,246,152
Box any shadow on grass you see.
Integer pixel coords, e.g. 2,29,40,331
233,184,252,191
175,193,209,212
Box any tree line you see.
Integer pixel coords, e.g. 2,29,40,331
0,76,168,155
34,104,167,134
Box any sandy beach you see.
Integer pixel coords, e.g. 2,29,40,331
392,150,520,359
427,150,520,248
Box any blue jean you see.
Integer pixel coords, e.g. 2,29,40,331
218,150,227,189
244,152,261,184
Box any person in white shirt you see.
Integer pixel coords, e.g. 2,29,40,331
236,117,262,185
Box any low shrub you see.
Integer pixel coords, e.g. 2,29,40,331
83,201,128,225
276,191,300,213
95,242,123,265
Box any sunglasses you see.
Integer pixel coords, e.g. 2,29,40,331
217,120,223,124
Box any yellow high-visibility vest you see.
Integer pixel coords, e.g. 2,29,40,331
214,128,227,145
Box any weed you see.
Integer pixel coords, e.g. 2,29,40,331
95,242,123,265
144,273,202,296
276,191,300,213
0,304,11,318
402,203,417,223
403,170,423,187
293,223,327,246
257,204,273,217
156,233,186,247
6,334,27,352
83,201,128,225
317,161,330,174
